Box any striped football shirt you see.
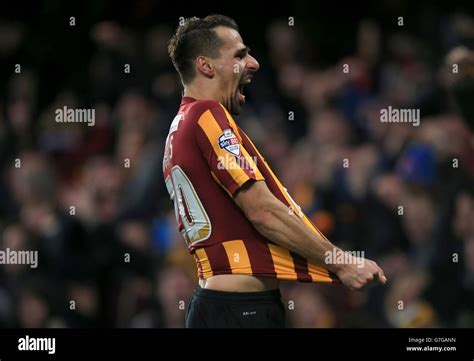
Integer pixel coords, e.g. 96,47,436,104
163,97,337,283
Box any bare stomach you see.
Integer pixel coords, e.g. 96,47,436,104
199,274,279,292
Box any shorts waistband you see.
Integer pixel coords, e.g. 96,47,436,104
193,287,281,303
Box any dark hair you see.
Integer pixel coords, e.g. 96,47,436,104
168,15,239,84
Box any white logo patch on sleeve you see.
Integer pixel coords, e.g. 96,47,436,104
218,129,241,157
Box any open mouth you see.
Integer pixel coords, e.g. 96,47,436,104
237,77,252,103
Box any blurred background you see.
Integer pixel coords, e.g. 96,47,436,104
0,0,473,328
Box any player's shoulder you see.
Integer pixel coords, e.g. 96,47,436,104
184,99,223,123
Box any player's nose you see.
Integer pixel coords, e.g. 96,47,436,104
247,54,260,72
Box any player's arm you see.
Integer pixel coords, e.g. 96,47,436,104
193,105,386,290
234,180,387,290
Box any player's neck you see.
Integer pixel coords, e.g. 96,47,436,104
183,82,221,103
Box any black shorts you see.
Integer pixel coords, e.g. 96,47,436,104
186,287,285,328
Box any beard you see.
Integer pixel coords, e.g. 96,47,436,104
225,94,243,115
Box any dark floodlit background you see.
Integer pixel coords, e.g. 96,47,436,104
0,0,473,328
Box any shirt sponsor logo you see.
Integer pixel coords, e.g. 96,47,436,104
218,129,240,157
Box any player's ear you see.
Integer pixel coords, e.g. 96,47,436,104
196,56,215,78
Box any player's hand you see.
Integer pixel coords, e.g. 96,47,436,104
335,257,387,291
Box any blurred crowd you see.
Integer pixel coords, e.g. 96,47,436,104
0,4,473,328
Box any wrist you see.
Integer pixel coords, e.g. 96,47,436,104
324,247,350,274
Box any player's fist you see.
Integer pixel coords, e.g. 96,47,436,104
335,257,387,291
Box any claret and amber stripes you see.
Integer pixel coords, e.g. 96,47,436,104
196,106,264,195
166,97,338,285
193,240,336,283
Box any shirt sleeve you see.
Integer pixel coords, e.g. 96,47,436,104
195,104,264,196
